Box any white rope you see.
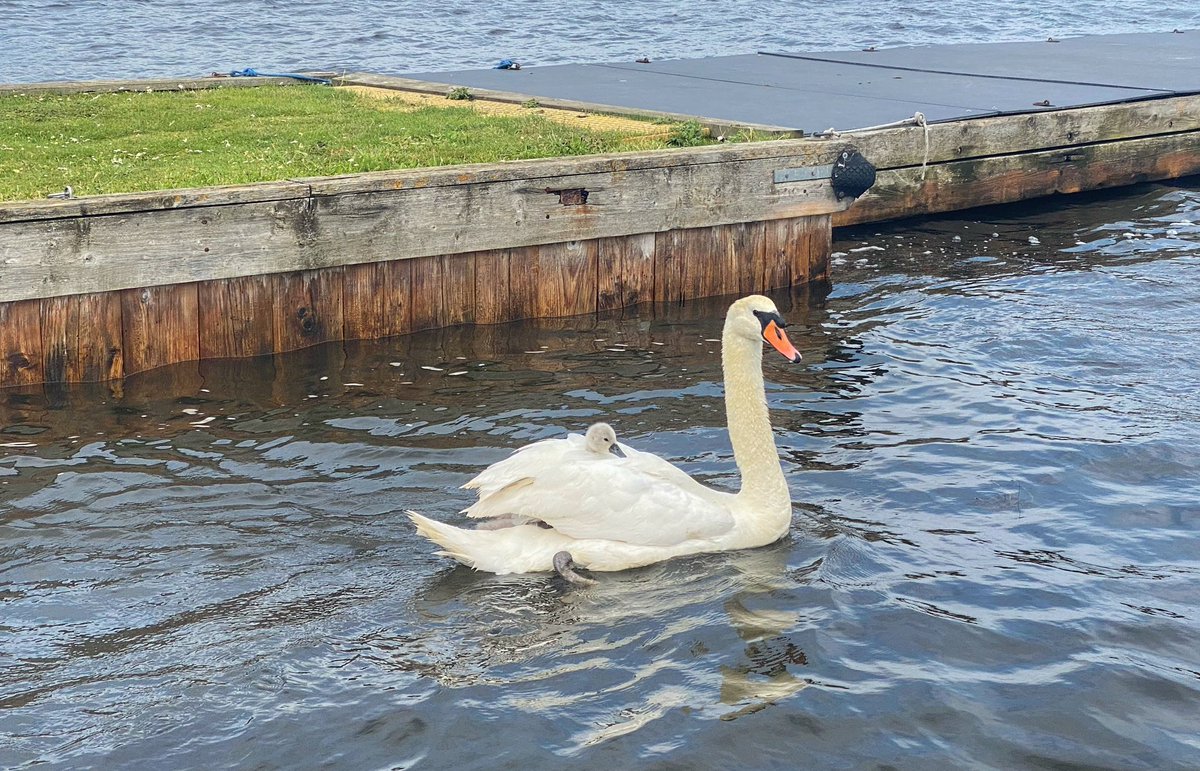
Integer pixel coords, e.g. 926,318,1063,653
819,111,930,179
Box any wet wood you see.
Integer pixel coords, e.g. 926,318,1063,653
0,300,44,388
342,260,413,341
727,221,768,296
272,268,345,352
40,292,123,383
120,283,200,376
532,241,598,320
198,275,277,360
474,249,517,325
410,253,477,331
597,233,655,312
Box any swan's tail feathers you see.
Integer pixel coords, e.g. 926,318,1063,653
407,511,479,569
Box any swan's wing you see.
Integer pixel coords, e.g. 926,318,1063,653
465,445,734,547
619,444,718,495
463,435,585,502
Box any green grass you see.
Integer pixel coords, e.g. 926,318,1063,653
0,85,701,202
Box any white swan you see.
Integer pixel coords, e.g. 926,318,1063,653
408,295,803,580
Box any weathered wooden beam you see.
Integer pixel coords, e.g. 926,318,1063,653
0,155,848,303
0,181,310,225
836,130,1200,226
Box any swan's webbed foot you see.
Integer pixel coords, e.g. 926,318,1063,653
552,551,596,586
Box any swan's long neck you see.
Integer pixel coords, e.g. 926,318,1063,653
722,322,792,539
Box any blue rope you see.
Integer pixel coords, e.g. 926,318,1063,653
229,68,332,85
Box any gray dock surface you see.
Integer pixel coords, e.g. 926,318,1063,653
398,30,1200,133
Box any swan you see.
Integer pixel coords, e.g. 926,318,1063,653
408,294,803,582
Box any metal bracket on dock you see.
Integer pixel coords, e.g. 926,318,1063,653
773,164,833,184
773,145,877,201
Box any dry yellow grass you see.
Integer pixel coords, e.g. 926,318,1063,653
342,85,673,139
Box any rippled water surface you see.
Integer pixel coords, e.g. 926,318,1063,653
4,181,1200,768
3,0,1199,83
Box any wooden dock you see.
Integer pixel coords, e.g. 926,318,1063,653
1,31,1198,388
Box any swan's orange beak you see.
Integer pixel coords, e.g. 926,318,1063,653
763,320,802,363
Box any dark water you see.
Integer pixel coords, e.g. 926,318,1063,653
3,0,1199,83
4,180,1200,768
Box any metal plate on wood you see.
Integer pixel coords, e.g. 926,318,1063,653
774,164,833,183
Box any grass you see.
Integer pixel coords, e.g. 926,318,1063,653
0,85,719,202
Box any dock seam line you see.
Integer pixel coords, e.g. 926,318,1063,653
757,52,1175,94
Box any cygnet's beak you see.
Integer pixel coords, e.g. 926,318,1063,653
609,443,627,458
763,320,803,363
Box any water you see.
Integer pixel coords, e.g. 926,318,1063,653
3,0,1198,83
3,180,1199,768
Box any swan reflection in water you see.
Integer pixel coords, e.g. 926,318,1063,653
364,538,823,751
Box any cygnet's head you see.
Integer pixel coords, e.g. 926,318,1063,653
584,422,626,458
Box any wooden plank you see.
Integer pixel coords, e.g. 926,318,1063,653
533,240,597,319
713,223,749,298
0,181,310,225
474,249,516,325
727,221,768,295
272,268,345,352
0,300,44,388
689,226,732,300
120,283,200,375
597,233,655,312
834,131,1200,227
410,253,477,331
342,260,413,340
773,214,833,286
197,275,276,360
41,292,124,383
804,215,833,285
764,219,804,290
847,95,1200,171
654,229,688,306
506,245,542,321
441,253,477,328
653,225,737,305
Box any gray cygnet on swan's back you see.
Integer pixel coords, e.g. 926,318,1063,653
584,422,625,458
